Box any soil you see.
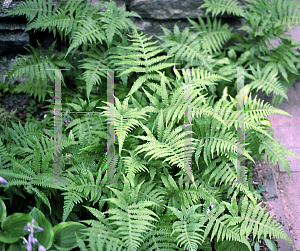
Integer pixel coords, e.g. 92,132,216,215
0,92,49,124
250,157,281,250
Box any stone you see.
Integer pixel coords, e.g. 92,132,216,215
129,0,206,20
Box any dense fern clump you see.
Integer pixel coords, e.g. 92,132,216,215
1,0,300,250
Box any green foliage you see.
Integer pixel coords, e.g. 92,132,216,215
114,27,178,97
3,40,65,102
1,0,300,250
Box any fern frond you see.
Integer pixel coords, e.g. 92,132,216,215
158,173,219,211
227,196,294,247
0,108,20,130
137,218,179,250
62,191,84,222
114,27,178,96
202,203,252,250
122,150,149,184
78,47,109,101
134,122,197,183
187,15,233,54
103,175,159,251
1,0,59,22
157,23,213,71
100,96,150,156
270,0,300,30
202,157,257,203
24,0,100,41
98,0,141,47
257,42,300,83
259,137,300,178
80,216,125,251
0,139,12,169
28,186,52,214
25,8,75,36
167,205,206,250
245,64,288,102
66,0,140,56
66,16,106,56
5,41,62,102
64,112,106,145
199,0,245,17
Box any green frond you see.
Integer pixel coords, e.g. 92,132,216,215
115,28,177,97
98,0,141,47
133,179,166,214
269,0,300,30
29,186,52,214
24,0,100,42
193,113,254,166
246,0,300,29
258,42,300,83
64,112,106,145
157,23,213,71
137,219,179,250
122,151,149,183
228,196,294,247
25,9,76,37
245,64,288,102
202,203,252,250
0,169,32,183
80,216,125,251
134,123,197,182
62,191,84,222
5,41,62,102
0,108,20,131
214,239,249,250
66,17,106,56
66,0,140,56
102,176,159,251
187,15,233,54
202,157,257,203
159,173,219,211
100,96,150,156
78,48,108,101
199,0,245,17
167,205,206,250
0,139,12,169
1,0,59,22
259,137,300,178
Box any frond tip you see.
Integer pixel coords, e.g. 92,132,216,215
199,0,245,17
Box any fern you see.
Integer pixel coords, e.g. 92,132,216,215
2,0,299,250
80,206,125,251
24,0,96,41
99,96,151,156
257,41,300,83
156,23,213,71
78,46,109,101
4,41,66,102
102,175,159,251
199,0,245,17
167,205,206,250
227,195,293,248
1,0,60,22
246,0,300,31
187,15,233,55
259,137,300,178
66,0,141,56
114,27,178,97
137,218,179,250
